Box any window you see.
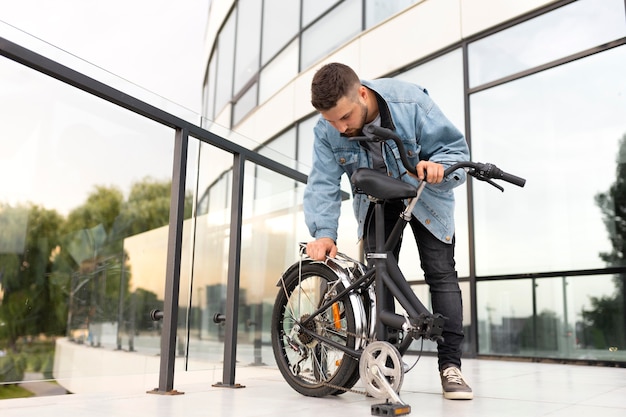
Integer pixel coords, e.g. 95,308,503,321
214,13,236,115
471,45,626,275
300,0,362,70
234,0,262,94
261,0,300,65
259,40,299,104
232,82,258,126
365,0,417,29
468,0,626,88
302,0,341,28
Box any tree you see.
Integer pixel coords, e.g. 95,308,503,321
0,204,64,351
590,132,626,349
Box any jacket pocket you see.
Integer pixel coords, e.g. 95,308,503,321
334,151,360,178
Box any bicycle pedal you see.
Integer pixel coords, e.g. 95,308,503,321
371,401,411,416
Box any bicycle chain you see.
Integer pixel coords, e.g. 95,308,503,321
300,373,369,396
297,328,374,396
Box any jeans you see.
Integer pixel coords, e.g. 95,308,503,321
363,201,464,371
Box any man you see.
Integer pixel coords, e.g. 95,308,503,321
303,62,472,400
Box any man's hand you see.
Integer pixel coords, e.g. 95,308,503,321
415,160,445,183
306,237,337,261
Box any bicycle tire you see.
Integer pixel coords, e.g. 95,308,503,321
271,263,360,397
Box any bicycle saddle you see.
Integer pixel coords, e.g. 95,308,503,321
351,168,418,200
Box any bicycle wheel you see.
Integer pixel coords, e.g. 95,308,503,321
271,263,361,397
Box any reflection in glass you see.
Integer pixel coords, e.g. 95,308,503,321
0,55,188,384
185,143,233,368
471,45,626,275
477,275,625,360
186,147,307,368
468,0,626,87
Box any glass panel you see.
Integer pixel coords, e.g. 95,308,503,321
393,49,469,278
569,274,625,360
477,279,534,355
234,0,262,94
365,0,418,29
477,274,626,361
0,55,184,387
302,0,341,28
232,82,258,126
471,45,626,275
261,0,300,65
204,55,217,120
297,115,318,173
186,142,233,369
300,0,362,70
214,12,236,117
259,40,299,104
468,0,626,87
259,128,297,169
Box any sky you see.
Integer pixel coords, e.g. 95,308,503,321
0,0,210,113
0,0,212,215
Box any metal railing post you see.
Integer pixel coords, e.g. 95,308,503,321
213,153,245,389
149,127,188,395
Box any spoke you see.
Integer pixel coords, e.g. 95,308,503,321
281,276,322,324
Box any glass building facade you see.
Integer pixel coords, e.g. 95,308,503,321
202,0,626,363
0,0,625,398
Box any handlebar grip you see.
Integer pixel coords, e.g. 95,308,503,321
365,124,396,139
488,164,526,187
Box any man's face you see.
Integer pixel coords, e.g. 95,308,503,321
320,88,368,137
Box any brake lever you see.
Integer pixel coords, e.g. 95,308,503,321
485,178,504,192
467,168,504,192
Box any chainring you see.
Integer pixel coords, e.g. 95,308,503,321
358,341,404,399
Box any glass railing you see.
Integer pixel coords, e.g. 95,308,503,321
0,21,309,398
477,273,626,363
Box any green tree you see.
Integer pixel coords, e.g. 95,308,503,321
0,204,64,351
113,176,193,239
589,132,626,349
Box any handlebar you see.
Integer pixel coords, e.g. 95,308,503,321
350,125,526,191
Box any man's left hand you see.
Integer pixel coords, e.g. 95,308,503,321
415,160,445,183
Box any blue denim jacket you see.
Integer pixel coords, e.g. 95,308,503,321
303,78,469,244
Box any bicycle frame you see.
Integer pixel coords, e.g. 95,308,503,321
294,179,443,359
295,158,524,358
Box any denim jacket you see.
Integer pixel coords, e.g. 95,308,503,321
303,78,470,244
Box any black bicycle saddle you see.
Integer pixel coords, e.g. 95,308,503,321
351,168,417,200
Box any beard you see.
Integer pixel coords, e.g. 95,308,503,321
343,102,369,137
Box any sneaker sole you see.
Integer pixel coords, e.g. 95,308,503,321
443,391,474,400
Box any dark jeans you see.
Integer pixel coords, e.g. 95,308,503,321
363,201,464,371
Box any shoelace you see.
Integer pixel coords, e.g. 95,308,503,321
442,367,464,385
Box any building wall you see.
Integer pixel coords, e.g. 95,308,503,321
200,0,626,362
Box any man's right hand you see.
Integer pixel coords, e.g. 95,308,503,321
306,237,337,261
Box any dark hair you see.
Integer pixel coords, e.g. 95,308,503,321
311,62,361,111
